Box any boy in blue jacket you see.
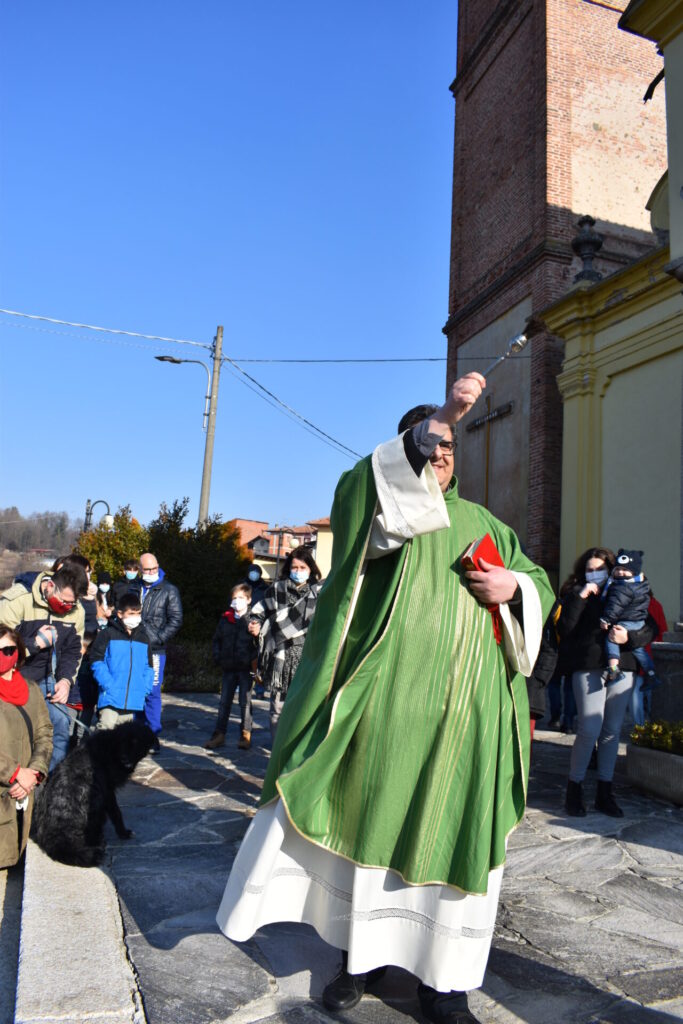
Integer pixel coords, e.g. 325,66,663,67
600,549,660,687
91,594,155,729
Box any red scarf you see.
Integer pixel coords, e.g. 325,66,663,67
0,669,29,706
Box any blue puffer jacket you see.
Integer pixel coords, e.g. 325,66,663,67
602,574,651,625
90,616,154,711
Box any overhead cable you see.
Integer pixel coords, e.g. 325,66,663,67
0,308,211,350
223,356,362,460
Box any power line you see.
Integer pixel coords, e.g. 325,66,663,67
222,364,359,460
230,356,447,363
223,356,363,459
0,308,211,351
0,309,528,362
0,309,361,459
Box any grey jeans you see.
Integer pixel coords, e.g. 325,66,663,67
270,691,285,741
569,670,634,782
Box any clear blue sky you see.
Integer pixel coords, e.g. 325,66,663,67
0,2,459,532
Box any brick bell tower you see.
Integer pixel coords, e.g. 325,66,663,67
444,0,667,580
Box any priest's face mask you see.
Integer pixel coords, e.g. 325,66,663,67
429,430,455,492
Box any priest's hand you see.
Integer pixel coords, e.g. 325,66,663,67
466,559,518,605
427,373,486,436
442,373,486,424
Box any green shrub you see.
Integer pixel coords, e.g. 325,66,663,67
630,720,683,757
162,640,221,693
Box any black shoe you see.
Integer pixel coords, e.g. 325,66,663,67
322,966,386,1011
418,984,480,1024
547,717,561,731
595,780,624,818
565,780,586,817
322,969,367,1011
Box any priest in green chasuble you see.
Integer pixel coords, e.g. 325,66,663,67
217,372,554,1024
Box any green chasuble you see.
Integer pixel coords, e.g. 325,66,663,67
260,453,554,896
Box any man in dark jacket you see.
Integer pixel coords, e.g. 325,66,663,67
132,553,183,735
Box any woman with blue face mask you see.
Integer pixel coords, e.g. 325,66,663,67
248,546,323,740
557,546,656,819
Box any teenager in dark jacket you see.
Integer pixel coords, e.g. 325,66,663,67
90,594,154,730
205,584,256,751
599,549,659,685
558,547,656,819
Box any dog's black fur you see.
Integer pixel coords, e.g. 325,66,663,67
32,720,156,867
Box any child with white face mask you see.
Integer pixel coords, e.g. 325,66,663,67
90,594,155,731
205,584,257,752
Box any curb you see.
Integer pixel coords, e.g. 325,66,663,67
15,841,144,1024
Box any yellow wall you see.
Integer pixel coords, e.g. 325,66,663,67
600,350,682,620
548,248,683,625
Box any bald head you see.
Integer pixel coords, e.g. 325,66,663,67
139,553,159,575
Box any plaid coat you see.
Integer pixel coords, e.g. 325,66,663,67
250,579,322,696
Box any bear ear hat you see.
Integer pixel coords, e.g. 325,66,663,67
617,552,630,564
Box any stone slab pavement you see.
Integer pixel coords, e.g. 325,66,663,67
7,692,683,1023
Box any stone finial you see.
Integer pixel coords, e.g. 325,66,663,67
572,215,604,283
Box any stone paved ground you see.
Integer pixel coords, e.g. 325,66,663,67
102,693,683,1024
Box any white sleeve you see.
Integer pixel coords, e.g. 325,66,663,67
367,434,450,559
499,571,543,676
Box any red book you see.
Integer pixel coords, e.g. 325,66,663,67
461,533,505,644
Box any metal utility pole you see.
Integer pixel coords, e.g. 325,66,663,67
197,326,223,528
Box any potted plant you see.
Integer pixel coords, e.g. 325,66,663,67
627,721,683,805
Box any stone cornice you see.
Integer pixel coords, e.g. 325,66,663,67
540,246,677,339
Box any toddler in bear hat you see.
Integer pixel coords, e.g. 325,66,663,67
600,549,660,687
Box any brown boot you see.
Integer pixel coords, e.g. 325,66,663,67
237,730,251,749
204,731,225,750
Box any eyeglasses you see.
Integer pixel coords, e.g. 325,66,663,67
53,592,76,607
0,645,18,656
434,439,455,453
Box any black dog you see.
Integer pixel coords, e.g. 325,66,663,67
32,720,156,867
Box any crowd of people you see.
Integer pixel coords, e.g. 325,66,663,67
0,552,182,868
0,370,670,1024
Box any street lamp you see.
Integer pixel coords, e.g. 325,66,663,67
154,325,223,528
84,499,114,532
155,355,211,431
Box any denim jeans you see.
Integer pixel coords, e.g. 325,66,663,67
39,678,76,772
569,669,634,782
604,620,655,674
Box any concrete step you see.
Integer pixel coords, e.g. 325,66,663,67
14,841,145,1024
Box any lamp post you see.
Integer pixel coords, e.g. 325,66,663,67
84,499,114,532
155,325,223,528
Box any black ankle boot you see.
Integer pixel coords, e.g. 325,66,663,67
565,779,586,817
595,780,624,817
322,954,386,1012
418,984,481,1024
